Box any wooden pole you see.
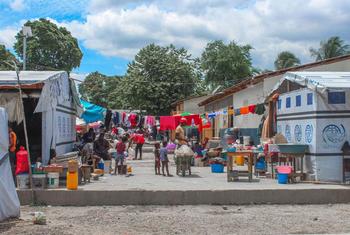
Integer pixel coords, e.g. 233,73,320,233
13,62,33,189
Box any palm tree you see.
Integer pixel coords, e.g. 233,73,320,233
310,36,350,61
274,51,301,70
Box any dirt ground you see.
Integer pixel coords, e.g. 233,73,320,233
1,204,350,235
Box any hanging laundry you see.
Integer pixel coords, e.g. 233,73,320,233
248,104,256,113
160,116,176,131
122,112,127,124
234,108,241,116
240,106,249,115
146,116,156,126
228,108,235,115
208,112,216,119
129,113,138,128
254,103,266,115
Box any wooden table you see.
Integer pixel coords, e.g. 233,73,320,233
278,152,305,182
227,151,254,182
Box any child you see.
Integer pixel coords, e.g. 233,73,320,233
114,136,127,175
154,142,161,175
160,141,172,177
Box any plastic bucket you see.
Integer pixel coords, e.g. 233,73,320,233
47,172,59,189
211,164,224,173
277,173,289,184
97,162,104,170
235,156,244,166
16,174,29,189
104,160,112,174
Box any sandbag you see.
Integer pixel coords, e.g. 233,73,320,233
175,145,194,157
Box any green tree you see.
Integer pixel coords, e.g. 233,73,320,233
0,44,18,70
310,36,350,61
79,72,121,107
274,51,300,70
14,18,83,71
121,44,202,115
201,40,254,89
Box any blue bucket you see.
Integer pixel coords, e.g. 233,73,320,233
277,173,288,184
97,162,104,170
211,164,224,173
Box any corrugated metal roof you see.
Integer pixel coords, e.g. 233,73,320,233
198,54,350,106
0,71,66,85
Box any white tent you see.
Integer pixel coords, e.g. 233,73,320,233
0,108,20,221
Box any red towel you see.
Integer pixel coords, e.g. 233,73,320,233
240,106,249,115
160,116,176,130
248,104,256,113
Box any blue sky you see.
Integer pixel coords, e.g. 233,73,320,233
1,0,350,77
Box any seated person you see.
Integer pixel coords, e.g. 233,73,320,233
82,128,96,144
93,131,111,161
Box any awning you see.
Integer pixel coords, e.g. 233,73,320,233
80,99,106,124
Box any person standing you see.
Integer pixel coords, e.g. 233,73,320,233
133,130,145,160
114,136,127,175
175,118,188,146
154,142,161,175
93,131,110,161
8,126,17,182
160,141,171,176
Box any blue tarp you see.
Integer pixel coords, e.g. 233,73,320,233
80,99,106,124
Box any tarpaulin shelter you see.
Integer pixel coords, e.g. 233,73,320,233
0,108,20,221
0,71,82,164
268,72,350,182
80,99,106,124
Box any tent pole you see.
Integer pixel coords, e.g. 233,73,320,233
13,62,33,190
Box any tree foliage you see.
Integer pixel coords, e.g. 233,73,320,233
310,36,350,61
201,40,254,89
118,44,202,115
274,51,300,70
79,72,121,107
0,44,18,70
14,18,83,72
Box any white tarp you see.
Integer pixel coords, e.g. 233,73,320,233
0,108,20,221
0,93,23,123
270,72,350,96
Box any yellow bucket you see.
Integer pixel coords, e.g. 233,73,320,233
235,156,244,166
66,171,78,190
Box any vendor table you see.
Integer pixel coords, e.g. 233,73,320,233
227,151,254,182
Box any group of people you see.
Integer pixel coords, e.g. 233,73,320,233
80,125,146,174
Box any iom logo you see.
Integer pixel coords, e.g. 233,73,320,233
294,125,302,142
322,124,346,147
305,124,313,144
285,125,292,142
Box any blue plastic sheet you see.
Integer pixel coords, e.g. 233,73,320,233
80,99,106,123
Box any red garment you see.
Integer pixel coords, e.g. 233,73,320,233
129,114,137,128
122,112,127,123
160,116,176,131
174,114,203,132
248,104,256,113
132,133,145,144
240,106,249,115
116,142,126,154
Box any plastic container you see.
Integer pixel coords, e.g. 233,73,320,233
16,174,29,189
255,160,266,170
211,164,224,173
97,162,104,170
66,171,78,190
277,173,289,184
227,147,236,153
104,160,112,174
32,174,47,189
47,172,59,189
68,160,78,173
243,136,251,146
235,156,244,166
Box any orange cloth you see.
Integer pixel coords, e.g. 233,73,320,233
240,106,249,115
9,131,17,152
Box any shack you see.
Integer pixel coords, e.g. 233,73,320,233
269,71,350,182
0,71,82,165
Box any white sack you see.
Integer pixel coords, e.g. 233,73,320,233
0,108,20,221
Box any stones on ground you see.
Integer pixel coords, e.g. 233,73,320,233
313,217,318,221
222,206,228,210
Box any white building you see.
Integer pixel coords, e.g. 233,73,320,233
0,71,82,164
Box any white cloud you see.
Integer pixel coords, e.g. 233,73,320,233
9,0,25,11
63,0,350,69
0,27,17,48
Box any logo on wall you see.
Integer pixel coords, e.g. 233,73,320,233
277,125,282,134
285,125,291,142
294,125,302,142
322,124,346,147
305,124,313,144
